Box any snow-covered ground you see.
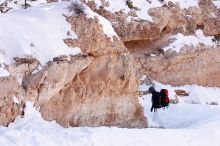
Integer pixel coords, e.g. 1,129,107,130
1,82,220,146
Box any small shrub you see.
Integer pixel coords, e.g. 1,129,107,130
67,1,85,16
126,0,139,10
126,0,134,9
146,0,152,4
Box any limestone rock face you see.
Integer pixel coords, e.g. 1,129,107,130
81,0,220,88
5,57,39,82
40,54,146,128
136,47,220,87
203,18,220,36
23,55,93,104
0,77,24,126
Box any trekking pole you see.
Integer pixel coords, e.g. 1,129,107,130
25,0,27,9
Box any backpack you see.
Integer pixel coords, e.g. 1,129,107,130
160,89,170,108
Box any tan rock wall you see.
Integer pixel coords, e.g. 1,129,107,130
136,47,220,87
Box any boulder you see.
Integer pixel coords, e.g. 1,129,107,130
23,13,147,128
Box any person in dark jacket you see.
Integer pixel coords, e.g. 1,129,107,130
149,86,161,112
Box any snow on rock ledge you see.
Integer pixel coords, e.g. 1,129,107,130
84,4,119,41
163,30,216,53
164,0,199,9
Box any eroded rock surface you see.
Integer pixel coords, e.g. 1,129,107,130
20,14,147,128
0,77,24,126
40,54,146,127
135,46,220,87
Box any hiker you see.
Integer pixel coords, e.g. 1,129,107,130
148,86,161,112
149,86,170,128
149,86,170,112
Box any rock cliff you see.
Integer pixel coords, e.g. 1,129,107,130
82,0,220,87
1,0,220,127
0,1,147,128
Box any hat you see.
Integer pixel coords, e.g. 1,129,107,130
148,86,156,93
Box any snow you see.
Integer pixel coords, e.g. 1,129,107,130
1,0,201,23
163,30,215,53
0,2,81,67
105,0,162,22
164,0,199,9
0,0,47,11
85,0,102,9
131,0,162,22
13,96,19,104
0,0,4,4
213,0,220,9
0,64,9,77
105,0,130,14
0,1,118,69
140,81,220,105
84,3,118,41
139,80,220,131
94,0,199,22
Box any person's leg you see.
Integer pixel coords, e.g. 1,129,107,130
157,111,165,128
153,110,165,128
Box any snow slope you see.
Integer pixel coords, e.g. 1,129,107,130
139,80,220,128
0,2,81,67
0,1,119,77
